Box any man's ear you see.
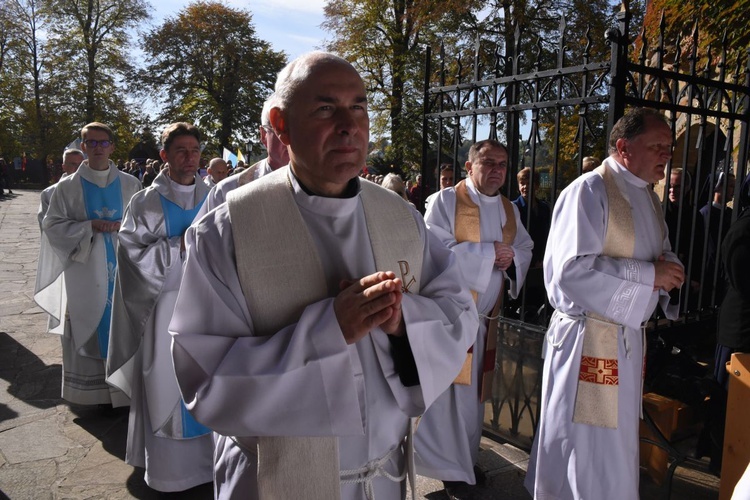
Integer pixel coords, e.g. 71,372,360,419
616,137,628,158
159,149,168,163
269,107,291,146
465,160,473,177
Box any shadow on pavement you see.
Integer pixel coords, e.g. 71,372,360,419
70,405,130,461
0,331,62,421
0,402,18,422
70,405,213,499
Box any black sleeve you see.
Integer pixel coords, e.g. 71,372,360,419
388,333,420,387
505,261,517,281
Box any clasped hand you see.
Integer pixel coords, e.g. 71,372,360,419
494,241,515,271
334,271,405,344
653,255,685,292
91,219,120,233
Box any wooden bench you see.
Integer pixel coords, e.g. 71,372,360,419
720,353,750,500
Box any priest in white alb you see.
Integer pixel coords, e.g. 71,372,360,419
37,122,141,407
169,51,478,500
35,148,84,337
415,139,533,493
525,108,685,499
197,94,290,218
107,122,213,492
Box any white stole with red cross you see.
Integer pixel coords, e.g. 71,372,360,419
572,163,660,428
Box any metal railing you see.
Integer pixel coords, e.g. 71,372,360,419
422,5,750,448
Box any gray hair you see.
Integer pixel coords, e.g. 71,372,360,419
468,139,508,163
261,94,275,129
274,51,354,110
63,148,84,160
380,173,408,201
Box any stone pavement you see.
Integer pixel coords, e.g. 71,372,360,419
0,189,719,499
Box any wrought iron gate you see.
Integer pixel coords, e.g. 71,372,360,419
421,6,750,449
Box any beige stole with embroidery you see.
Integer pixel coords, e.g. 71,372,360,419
227,167,421,500
572,162,661,428
453,180,516,402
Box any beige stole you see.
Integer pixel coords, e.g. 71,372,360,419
227,168,422,500
452,180,516,402
572,162,661,428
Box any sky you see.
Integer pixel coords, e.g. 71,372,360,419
150,0,329,61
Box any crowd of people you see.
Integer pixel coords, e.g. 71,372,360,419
27,50,749,500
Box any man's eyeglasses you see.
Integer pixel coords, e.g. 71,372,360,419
83,139,113,148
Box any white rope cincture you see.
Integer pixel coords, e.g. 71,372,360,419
547,310,628,351
478,312,502,321
546,309,584,349
339,444,405,500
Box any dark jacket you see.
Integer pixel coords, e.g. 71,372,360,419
512,195,551,267
718,208,750,350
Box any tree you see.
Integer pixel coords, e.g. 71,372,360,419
323,0,480,167
1,0,58,172
0,0,149,169
43,0,150,124
644,0,750,61
133,1,286,155
0,0,26,157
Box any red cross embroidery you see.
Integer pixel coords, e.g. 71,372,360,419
579,355,619,385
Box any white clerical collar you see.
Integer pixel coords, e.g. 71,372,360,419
466,175,500,203
608,157,650,188
83,163,110,179
288,169,360,217
169,176,196,193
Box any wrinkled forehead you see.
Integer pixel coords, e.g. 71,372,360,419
476,145,508,161
64,152,84,162
302,60,364,95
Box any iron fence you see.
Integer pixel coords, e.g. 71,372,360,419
421,5,750,448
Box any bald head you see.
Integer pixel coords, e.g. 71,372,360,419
207,157,228,183
274,51,356,112
269,51,368,197
62,149,84,175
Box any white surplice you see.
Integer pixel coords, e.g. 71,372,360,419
38,183,56,230
415,176,533,483
37,161,141,406
196,158,277,220
36,182,65,335
107,170,213,492
170,172,478,500
524,158,681,500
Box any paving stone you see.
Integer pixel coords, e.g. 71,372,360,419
0,459,56,499
0,190,724,500
0,417,76,463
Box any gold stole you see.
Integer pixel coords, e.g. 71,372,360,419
227,168,422,500
572,163,661,428
453,180,516,402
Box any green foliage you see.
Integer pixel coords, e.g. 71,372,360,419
133,1,286,155
644,0,750,65
0,0,149,167
323,0,480,167
43,0,151,133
